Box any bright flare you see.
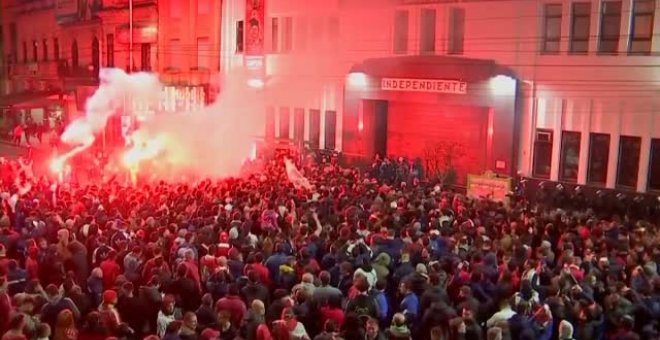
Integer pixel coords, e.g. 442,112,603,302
49,158,64,174
122,136,165,168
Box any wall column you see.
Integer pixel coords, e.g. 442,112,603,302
577,99,593,185
637,111,655,192
605,106,623,188
549,99,564,181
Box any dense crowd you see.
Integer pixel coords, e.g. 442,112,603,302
0,148,658,340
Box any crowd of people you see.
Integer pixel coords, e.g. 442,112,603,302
0,147,658,340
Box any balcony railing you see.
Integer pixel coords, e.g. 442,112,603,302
160,69,211,86
7,61,60,78
57,62,100,86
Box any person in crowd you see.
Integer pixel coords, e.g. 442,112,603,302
1,314,27,340
53,309,77,340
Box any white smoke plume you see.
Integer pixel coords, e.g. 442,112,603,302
57,68,264,179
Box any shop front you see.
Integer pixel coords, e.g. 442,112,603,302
342,56,520,184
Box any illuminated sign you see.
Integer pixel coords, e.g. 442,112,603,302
466,171,511,203
116,24,158,44
159,86,206,113
129,86,206,117
381,78,467,94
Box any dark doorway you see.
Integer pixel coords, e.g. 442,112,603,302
373,100,388,158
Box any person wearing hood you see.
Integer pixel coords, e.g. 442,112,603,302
67,238,89,288
87,268,104,307
122,245,142,283
241,270,270,307
372,252,391,282
387,313,412,340
40,284,80,331
98,289,121,333
278,256,298,291
558,320,576,340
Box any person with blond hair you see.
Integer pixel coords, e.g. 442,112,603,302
53,309,78,340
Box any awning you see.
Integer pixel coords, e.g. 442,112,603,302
349,55,516,83
0,91,63,109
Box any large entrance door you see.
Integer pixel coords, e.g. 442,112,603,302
386,102,488,184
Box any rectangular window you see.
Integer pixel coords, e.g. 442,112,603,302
629,0,655,54
236,21,244,53
32,40,37,62
294,108,305,142
587,133,610,184
282,17,293,53
42,39,48,61
141,43,151,71
559,131,581,182
266,107,276,140
617,136,641,188
53,38,59,61
271,18,280,53
599,1,622,54
542,4,562,53
10,23,17,63
533,129,553,178
309,109,321,149
169,39,184,70
106,34,114,67
279,107,290,140
648,138,660,190
448,7,465,55
198,0,210,15
420,8,436,54
297,17,307,51
196,37,210,69
570,2,591,54
325,110,337,150
393,10,409,54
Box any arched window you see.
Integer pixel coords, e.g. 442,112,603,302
92,37,100,74
71,40,79,68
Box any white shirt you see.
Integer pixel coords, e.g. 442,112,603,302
486,305,516,328
157,311,176,337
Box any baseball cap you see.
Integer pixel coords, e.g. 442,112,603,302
200,328,220,340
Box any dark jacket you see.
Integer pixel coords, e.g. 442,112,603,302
241,282,270,307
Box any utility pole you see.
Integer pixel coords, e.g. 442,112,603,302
129,0,133,72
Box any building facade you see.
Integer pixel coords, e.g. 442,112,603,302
1,0,221,138
0,0,69,129
221,0,660,193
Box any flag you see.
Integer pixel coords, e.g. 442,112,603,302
284,158,312,190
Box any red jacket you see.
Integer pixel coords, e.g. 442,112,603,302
215,294,247,327
25,257,39,281
251,263,271,287
0,292,12,336
320,306,345,329
100,259,120,290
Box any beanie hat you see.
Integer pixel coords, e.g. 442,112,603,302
103,290,118,305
